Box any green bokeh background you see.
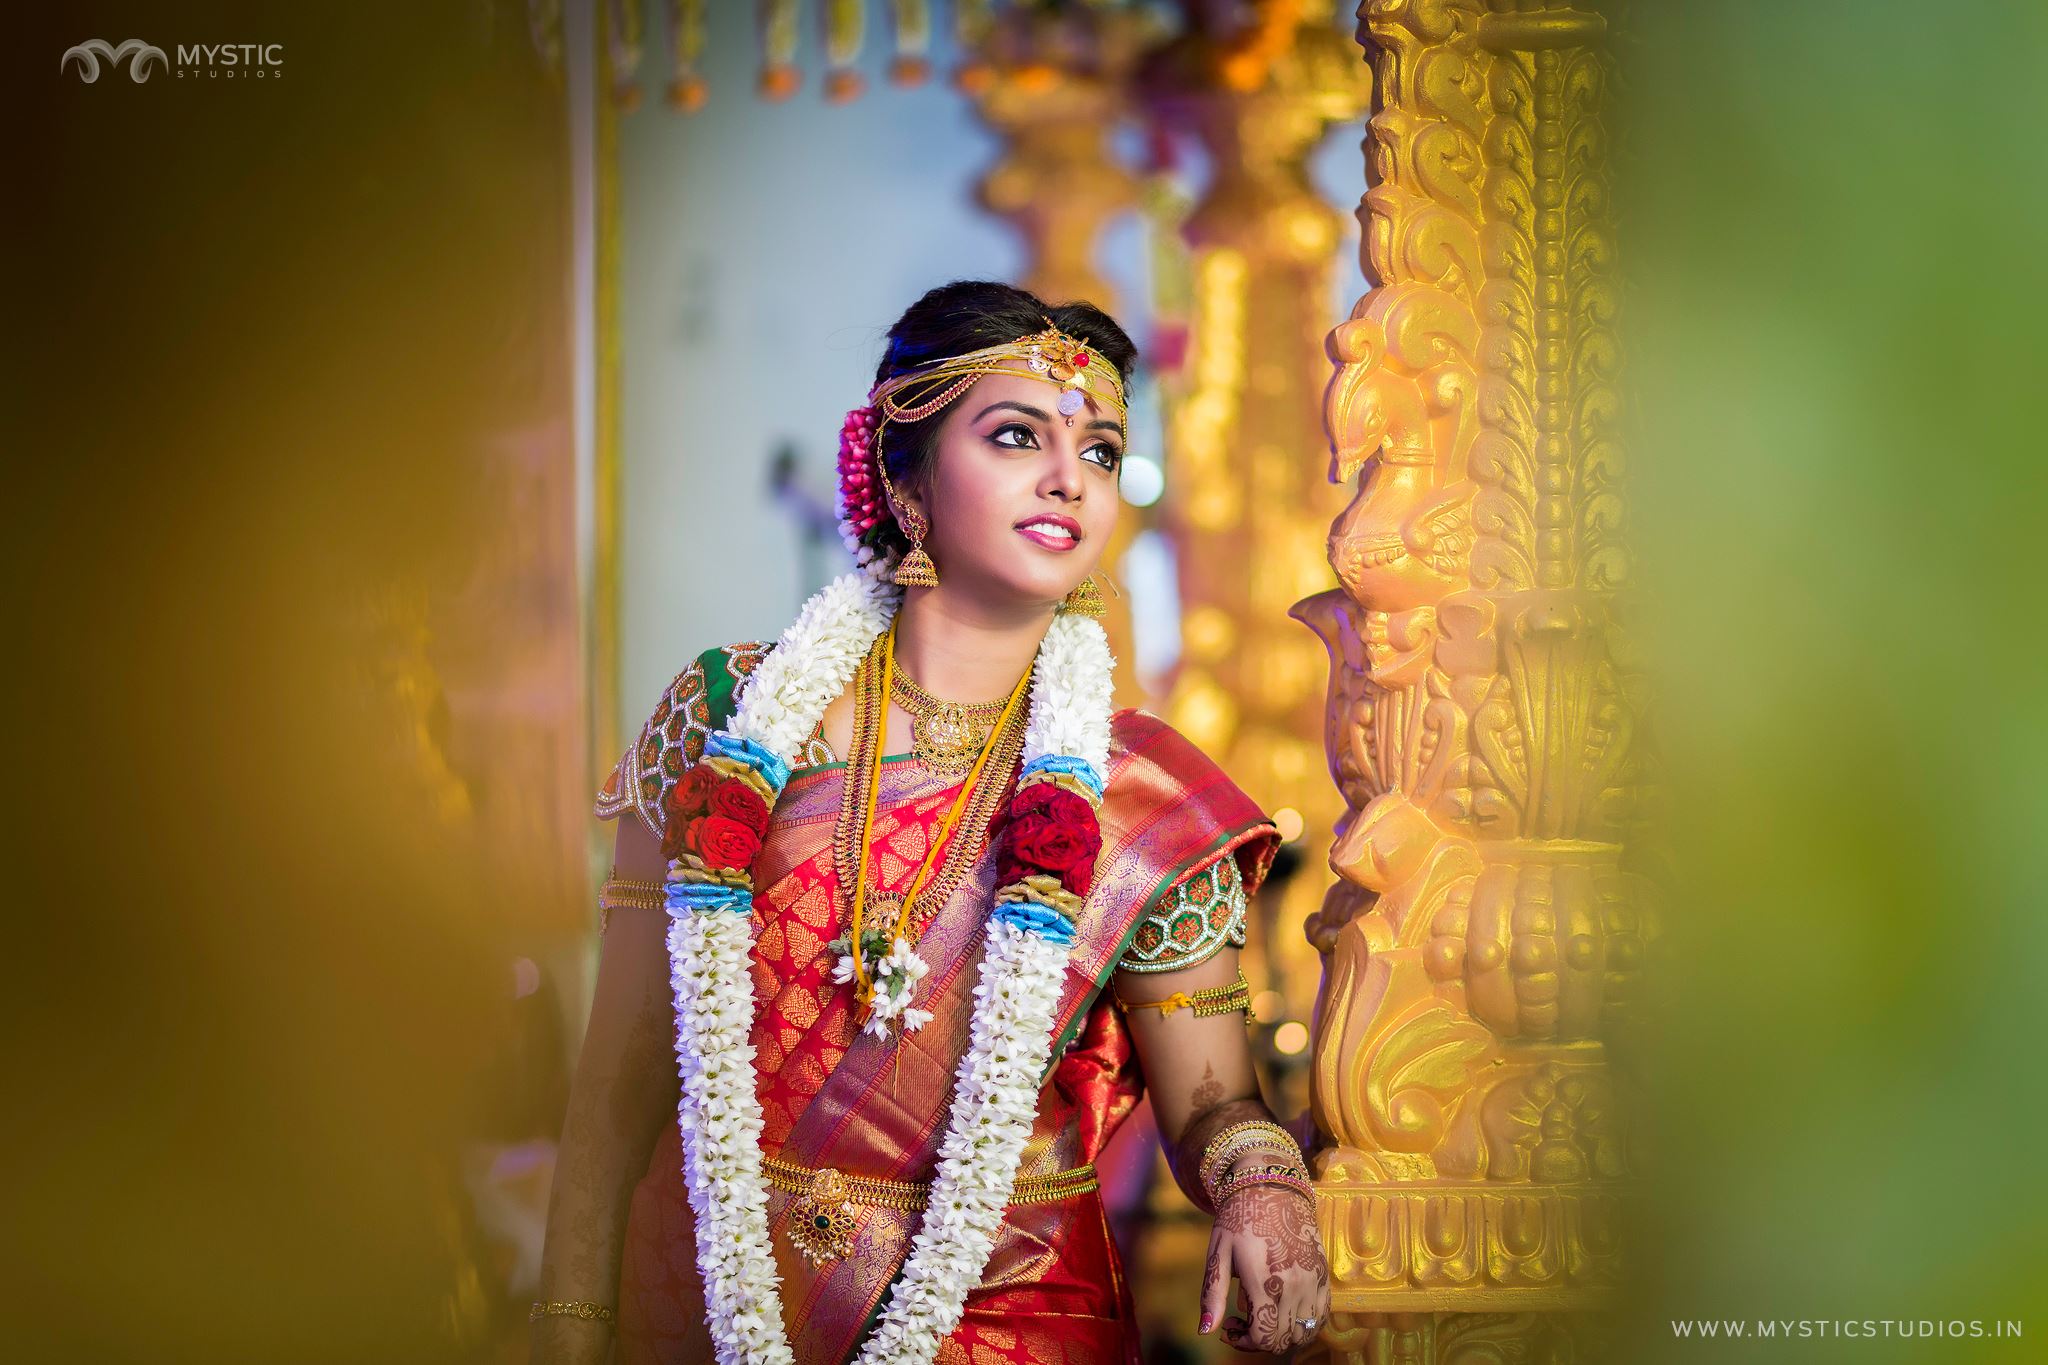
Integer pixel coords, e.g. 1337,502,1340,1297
1614,2,2048,1358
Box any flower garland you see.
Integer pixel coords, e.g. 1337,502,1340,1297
661,568,1115,1365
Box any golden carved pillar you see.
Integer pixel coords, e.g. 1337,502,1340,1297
1299,3,1647,1361
960,8,1158,702
1140,0,1370,974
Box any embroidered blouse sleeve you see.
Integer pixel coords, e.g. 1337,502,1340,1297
593,657,717,842
1116,851,1248,974
595,641,834,841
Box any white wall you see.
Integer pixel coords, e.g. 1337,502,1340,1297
616,8,1020,725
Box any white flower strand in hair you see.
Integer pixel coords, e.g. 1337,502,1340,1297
663,570,1115,1365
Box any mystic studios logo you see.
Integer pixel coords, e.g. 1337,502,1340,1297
61,39,284,83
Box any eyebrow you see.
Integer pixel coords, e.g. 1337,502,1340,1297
974,400,1125,445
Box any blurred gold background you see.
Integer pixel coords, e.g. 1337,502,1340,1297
11,1,2046,1362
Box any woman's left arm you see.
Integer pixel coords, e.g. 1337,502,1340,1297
1118,943,1330,1354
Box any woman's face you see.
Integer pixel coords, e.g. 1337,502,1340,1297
906,371,1124,610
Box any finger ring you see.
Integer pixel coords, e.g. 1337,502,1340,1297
1295,1316,1320,1331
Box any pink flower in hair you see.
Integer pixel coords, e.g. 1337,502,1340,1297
836,404,890,566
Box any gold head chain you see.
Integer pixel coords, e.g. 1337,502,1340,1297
865,319,1129,526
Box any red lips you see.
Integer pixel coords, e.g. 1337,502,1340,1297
1015,514,1082,549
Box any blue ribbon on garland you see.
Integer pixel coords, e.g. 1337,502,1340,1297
991,899,1078,946
1020,754,1104,800
665,880,754,916
705,730,791,794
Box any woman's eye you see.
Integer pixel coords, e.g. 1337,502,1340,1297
991,422,1119,471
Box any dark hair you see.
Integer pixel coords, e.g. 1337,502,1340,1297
863,280,1139,561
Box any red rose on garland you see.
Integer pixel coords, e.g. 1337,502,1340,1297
660,765,724,861
709,778,772,836
997,782,1103,897
688,813,763,871
666,764,719,821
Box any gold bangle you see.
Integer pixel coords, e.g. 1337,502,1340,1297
1214,1167,1316,1204
1198,1119,1301,1194
529,1300,616,1324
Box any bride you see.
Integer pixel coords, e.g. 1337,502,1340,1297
533,280,1329,1364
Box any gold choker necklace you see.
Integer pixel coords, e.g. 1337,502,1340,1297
888,669,1012,776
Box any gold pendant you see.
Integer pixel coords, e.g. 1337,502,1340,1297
909,702,987,775
852,891,903,1009
786,1168,859,1264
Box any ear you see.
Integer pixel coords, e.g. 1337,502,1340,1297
885,481,924,519
882,462,930,525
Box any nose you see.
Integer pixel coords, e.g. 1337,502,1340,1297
1038,437,1086,503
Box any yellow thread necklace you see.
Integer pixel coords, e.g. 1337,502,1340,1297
845,620,1032,1012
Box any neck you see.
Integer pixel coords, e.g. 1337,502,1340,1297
891,584,1055,703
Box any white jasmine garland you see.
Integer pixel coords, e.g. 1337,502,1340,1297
730,569,898,761
667,912,795,1365
851,919,1068,1365
1021,612,1114,776
665,571,1115,1365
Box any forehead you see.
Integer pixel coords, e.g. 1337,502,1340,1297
953,370,1115,421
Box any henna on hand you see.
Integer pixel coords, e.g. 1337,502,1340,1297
1214,1182,1329,1353
1221,1271,1281,1353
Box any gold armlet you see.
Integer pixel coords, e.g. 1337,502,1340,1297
599,869,664,932
1114,969,1251,1022
529,1300,615,1324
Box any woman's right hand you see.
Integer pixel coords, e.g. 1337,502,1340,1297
1200,1180,1330,1354
530,818,675,1365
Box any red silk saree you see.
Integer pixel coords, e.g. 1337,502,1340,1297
597,694,1277,1365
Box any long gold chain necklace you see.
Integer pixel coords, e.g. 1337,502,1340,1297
888,668,1011,776
828,624,1031,1010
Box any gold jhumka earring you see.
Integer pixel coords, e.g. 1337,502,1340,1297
1057,575,1106,618
880,463,939,588
891,508,939,588
880,458,942,589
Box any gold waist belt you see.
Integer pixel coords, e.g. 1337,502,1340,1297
761,1152,1099,1264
